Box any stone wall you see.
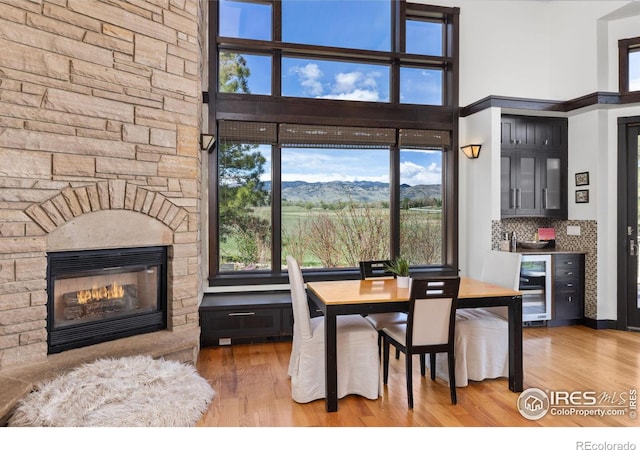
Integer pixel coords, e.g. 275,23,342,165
0,0,204,371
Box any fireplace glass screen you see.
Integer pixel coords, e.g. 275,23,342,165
47,246,167,354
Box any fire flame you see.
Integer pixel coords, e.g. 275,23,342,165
77,282,124,304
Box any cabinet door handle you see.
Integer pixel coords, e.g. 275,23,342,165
565,283,573,288
228,312,256,316
566,271,573,276
543,188,548,209
567,296,573,303
512,188,517,209
517,189,521,208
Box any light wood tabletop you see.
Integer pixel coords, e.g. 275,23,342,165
306,277,522,306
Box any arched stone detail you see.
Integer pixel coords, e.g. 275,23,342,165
24,180,189,234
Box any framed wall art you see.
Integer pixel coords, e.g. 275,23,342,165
575,189,589,203
575,171,589,186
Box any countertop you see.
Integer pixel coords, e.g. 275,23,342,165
511,248,585,254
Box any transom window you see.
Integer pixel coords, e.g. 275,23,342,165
619,36,640,94
210,1,459,285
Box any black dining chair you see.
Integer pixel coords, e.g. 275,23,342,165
359,260,406,359
381,276,460,409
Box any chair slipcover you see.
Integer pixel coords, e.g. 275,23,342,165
433,251,521,387
286,256,380,403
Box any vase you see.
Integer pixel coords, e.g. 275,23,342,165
396,276,410,289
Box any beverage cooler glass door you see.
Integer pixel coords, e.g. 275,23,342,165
519,254,552,321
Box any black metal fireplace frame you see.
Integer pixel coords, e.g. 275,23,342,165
47,246,168,354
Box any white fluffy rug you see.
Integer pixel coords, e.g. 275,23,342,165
8,355,215,427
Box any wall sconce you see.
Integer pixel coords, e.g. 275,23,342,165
461,144,482,159
200,134,215,153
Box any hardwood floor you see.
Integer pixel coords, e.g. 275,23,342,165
195,325,640,427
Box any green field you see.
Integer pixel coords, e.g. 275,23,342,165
219,204,442,270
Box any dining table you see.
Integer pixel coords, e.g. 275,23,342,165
305,276,523,412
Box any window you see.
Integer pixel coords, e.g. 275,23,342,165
219,0,271,41
630,48,640,91
400,67,443,105
280,147,391,269
619,37,640,95
406,19,443,56
282,0,391,52
210,1,459,284
282,57,390,102
219,52,272,95
216,123,449,276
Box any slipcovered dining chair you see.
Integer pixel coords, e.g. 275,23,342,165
286,255,380,403
433,250,521,387
381,276,460,409
360,260,407,359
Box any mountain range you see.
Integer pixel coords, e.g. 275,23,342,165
263,180,441,203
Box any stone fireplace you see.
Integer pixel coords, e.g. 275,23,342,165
0,0,207,384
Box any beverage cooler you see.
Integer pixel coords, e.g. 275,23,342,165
519,254,552,322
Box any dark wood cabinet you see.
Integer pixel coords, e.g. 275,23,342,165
549,253,585,326
199,292,294,346
501,115,568,219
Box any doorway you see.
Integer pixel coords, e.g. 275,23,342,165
618,117,640,330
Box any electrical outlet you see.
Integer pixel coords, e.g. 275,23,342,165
567,225,581,236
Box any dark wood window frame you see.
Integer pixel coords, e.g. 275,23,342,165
208,1,460,286
619,36,640,104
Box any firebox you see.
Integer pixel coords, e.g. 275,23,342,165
47,246,167,354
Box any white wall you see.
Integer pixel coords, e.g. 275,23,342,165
458,108,499,279
420,0,631,104
447,0,640,321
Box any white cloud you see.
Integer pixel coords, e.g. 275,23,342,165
319,89,380,102
292,63,324,96
400,161,441,185
321,71,381,101
334,71,361,93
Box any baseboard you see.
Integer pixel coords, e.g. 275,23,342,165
583,317,618,329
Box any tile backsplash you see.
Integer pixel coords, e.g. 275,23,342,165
492,218,597,320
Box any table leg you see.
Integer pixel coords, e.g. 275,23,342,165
508,295,524,392
324,307,338,412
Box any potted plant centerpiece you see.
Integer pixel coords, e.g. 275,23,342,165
385,257,411,288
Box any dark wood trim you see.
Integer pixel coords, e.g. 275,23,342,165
460,92,632,117
617,117,629,331
621,91,640,104
563,91,621,111
460,95,565,117
215,93,456,130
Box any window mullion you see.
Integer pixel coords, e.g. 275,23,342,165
390,138,400,259
272,143,282,274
